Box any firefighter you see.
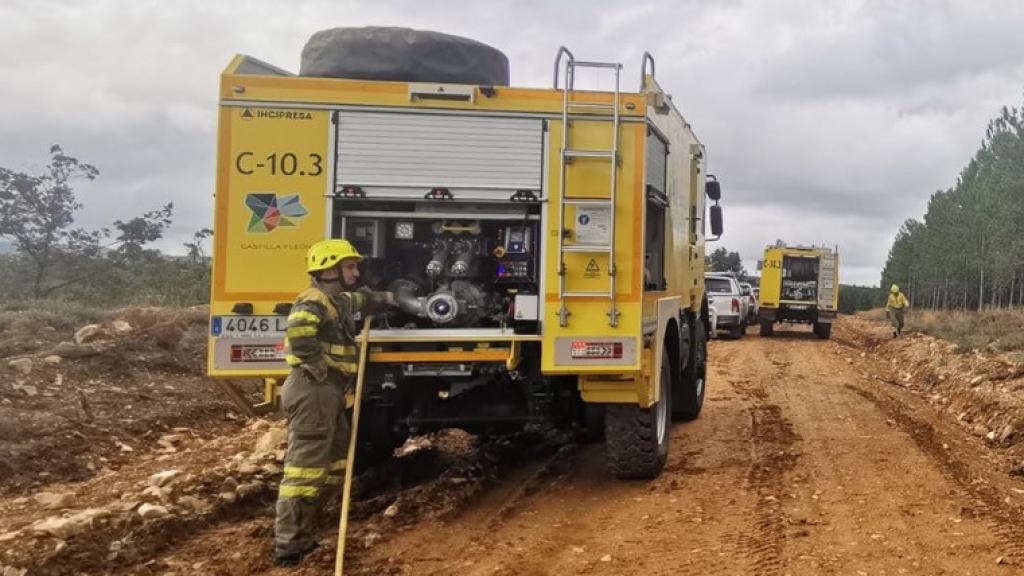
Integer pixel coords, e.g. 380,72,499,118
885,284,909,338
273,239,394,566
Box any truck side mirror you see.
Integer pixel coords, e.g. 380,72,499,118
709,204,723,238
705,177,721,201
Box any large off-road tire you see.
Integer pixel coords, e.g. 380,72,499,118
605,347,671,479
759,320,774,337
674,319,707,421
814,321,832,339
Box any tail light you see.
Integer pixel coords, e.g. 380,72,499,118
230,342,285,363
731,298,739,313
570,341,624,360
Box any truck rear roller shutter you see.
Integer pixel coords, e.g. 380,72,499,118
335,112,544,199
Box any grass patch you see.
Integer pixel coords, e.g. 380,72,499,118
0,301,209,335
903,308,1024,353
857,308,888,323
0,300,111,333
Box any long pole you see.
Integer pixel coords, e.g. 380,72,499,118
335,316,374,575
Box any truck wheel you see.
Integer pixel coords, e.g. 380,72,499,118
728,324,743,339
674,320,706,421
605,347,671,479
759,320,774,337
814,322,832,339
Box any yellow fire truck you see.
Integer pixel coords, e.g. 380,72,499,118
208,37,724,479
757,243,839,338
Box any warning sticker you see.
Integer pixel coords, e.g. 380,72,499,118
584,258,601,278
575,206,611,245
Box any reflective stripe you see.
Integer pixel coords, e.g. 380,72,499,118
327,344,358,356
329,459,347,472
282,332,358,366
283,466,326,479
288,310,321,325
279,485,319,498
287,352,355,370
324,357,358,373
286,325,318,338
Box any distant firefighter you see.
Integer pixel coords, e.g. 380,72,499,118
885,284,910,338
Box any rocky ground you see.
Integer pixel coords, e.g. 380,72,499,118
1,311,1024,575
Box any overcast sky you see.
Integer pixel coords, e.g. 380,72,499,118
2,0,1023,285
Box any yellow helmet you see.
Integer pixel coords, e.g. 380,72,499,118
890,284,900,294
306,239,362,274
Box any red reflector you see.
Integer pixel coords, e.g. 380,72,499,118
570,341,623,359
230,343,285,363
732,298,739,312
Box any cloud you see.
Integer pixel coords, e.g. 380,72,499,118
723,202,895,285
753,1,1024,101
1,0,1022,286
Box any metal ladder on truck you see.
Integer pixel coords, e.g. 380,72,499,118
553,47,622,327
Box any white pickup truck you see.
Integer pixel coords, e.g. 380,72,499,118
705,273,748,339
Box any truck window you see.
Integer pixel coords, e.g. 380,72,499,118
705,278,733,294
644,189,667,291
644,130,668,292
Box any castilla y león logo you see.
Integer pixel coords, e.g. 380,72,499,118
245,193,308,233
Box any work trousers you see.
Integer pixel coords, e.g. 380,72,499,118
273,367,351,557
888,308,906,334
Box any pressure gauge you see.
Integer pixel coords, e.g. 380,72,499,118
394,222,415,240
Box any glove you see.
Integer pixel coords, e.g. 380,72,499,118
355,286,397,308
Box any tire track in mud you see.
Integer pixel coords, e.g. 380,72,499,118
404,444,582,576
727,347,801,576
668,348,761,576
483,444,579,530
846,383,1024,562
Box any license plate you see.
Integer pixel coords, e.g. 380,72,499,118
211,315,287,338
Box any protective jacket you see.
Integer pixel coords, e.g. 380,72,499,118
284,286,388,377
885,292,909,311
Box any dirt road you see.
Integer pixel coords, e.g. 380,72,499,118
5,317,1024,575
333,322,1024,575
